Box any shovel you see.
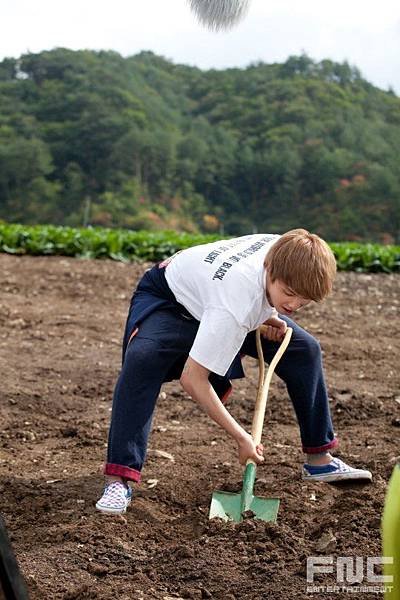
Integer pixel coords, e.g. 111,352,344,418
209,325,293,522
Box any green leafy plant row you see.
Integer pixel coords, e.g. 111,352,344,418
0,224,219,262
330,242,400,273
0,224,399,272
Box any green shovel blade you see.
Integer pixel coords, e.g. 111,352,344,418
209,463,280,523
209,490,280,522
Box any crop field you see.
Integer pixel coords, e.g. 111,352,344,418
1,224,399,272
0,253,399,599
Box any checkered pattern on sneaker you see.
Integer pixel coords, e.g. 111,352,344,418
96,481,132,514
302,457,372,483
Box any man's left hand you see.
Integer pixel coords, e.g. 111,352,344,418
261,316,287,342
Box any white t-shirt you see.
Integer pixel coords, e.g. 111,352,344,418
165,234,279,376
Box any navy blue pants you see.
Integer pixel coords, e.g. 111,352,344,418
105,302,337,483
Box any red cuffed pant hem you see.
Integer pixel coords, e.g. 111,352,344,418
302,437,339,454
220,385,233,405
104,463,141,483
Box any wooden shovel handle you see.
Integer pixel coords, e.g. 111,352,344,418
251,326,293,445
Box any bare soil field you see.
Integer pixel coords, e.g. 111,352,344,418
0,254,399,600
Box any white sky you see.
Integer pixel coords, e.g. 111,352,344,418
1,0,400,93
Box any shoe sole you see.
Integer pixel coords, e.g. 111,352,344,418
95,497,132,514
302,471,372,482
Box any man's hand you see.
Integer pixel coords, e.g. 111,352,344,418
180,358,265,468
237,432,264,465
261,316,287,342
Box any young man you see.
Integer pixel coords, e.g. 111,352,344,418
96,229,372,514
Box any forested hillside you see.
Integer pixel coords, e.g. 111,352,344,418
0,49,399,241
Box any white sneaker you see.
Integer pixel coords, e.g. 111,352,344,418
96,481,133,514
302,457,372,482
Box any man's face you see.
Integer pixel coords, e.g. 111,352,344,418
266,278,312,316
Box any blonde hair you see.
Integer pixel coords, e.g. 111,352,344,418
264,229,337,301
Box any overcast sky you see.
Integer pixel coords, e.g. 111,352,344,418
2,0,400,93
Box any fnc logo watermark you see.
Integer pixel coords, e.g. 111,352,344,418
306,556,394,594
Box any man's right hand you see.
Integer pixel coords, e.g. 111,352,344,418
237,432,264,465
180,358,265,467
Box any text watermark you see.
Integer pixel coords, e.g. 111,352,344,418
306,556,394,594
